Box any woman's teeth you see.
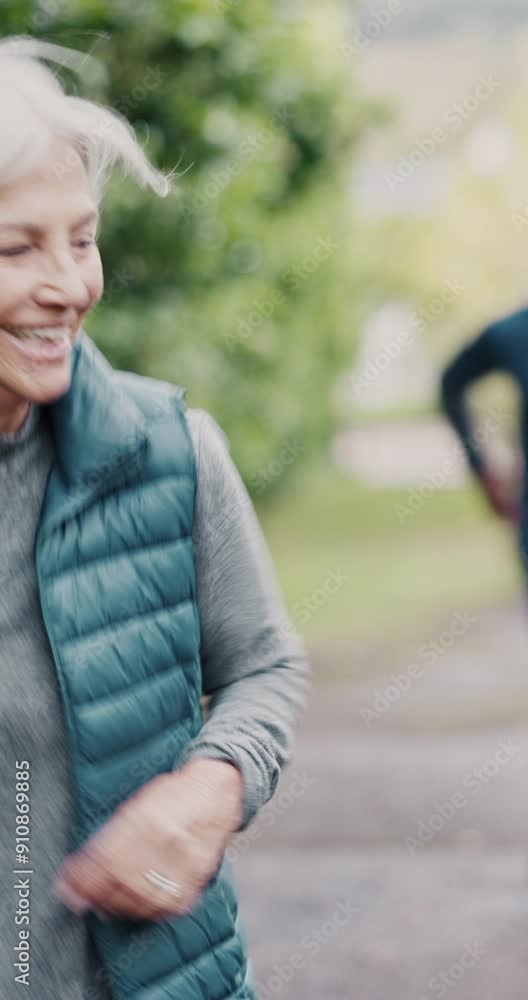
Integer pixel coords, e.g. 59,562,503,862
3,326,71,342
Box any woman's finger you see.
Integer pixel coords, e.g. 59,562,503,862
55,843,118,912
87,877,173,920
56,847,192,920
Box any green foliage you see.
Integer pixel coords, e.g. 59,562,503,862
0,0,374,500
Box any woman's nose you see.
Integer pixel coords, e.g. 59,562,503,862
35,260,90,311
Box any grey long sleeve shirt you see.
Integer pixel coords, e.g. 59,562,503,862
0,398,310,999
184,406,311,829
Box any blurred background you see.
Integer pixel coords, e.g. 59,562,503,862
4,0,528,996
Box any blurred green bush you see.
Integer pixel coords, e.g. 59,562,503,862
0,0,375,500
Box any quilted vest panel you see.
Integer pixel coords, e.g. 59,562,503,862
34,332,255,999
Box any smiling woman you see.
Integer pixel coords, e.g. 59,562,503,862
0,33,310,1000
0,35,173,433
0,148,104,420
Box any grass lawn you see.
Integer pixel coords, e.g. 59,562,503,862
259,459,522,646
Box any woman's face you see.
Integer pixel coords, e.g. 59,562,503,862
0,137,103,422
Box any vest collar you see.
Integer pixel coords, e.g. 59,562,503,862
39,330,149,530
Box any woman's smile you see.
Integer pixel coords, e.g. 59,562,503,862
0,324,73,362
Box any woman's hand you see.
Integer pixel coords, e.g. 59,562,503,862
53,758,243,922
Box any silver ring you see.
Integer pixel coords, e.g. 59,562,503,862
143,868,183,897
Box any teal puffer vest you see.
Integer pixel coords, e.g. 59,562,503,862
34,331,255,1000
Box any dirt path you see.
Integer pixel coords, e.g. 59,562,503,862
234,601,528,999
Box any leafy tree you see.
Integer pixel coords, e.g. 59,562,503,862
0,0,374,501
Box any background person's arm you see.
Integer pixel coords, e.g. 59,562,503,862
440,323,515,518
440,323,500,476
183,409,312,832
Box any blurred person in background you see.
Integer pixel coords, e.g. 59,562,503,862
440,306,528,581
0,35,310,1000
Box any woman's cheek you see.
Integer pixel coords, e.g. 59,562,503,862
90,253,105,307
0,271,30,321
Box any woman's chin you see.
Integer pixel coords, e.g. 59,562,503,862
0,327,76,404
16,362,73,405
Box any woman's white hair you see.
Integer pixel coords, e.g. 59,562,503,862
0,34,176,202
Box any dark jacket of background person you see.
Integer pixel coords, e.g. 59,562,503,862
440,306,528,565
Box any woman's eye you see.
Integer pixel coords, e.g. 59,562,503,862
74,238,96,249
0,247,30,257
0,240,96,256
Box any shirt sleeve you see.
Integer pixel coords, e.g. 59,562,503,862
180,408,312,831
439,323,500,474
